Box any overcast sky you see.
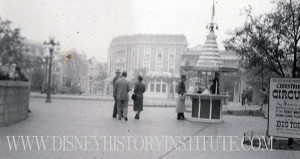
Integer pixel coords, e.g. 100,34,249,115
0,0,274,62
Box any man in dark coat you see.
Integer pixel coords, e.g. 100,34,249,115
112,69,121,118
210,72,219,95
261,88,268,118
133,75,146,119
247,86,253,106
115,71,131,121
241,89,247,106
15,67,29,81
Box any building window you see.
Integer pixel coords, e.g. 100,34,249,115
143,58,150,71
145,50,151,58
156,62,163,71
169,51,175,58
116,50,126,63
157,48,163,58
170,84,174,93
150,83,155,92
168,48,175,72
156,48,163,71
143,47,151,70
156,83,161,92
131,49,136,71
162,84,167,93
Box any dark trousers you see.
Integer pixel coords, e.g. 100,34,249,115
112,97,118,117
242,98,245,106
113,97,123,117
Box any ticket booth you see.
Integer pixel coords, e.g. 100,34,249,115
183,66,229,123
187,93,229,123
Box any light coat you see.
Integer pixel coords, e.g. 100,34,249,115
115,77,131,100
176,93,186,113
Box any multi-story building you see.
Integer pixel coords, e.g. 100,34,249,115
108,34,188,98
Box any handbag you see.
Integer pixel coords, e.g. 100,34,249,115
131,93,137,100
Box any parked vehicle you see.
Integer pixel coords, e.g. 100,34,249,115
41,84,57,95
57,82,84,95
70,83,84,95
58,86,71,94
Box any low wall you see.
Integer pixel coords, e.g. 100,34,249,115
0,81,30,127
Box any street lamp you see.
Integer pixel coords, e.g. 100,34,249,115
41,56,49,93
43,37,60,103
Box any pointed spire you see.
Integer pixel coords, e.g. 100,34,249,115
208,0,218,32
194,0,221,71
211,0,215,22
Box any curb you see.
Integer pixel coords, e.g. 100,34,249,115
30,95,178,108
30,95,113,101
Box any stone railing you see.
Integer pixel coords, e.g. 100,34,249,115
0,81,30,127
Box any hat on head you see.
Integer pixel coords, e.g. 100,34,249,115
122,71,127,77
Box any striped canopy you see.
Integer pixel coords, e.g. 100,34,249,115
194,23,221,72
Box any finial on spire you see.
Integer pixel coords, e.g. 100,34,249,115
207,0,218,32
206,22,218,32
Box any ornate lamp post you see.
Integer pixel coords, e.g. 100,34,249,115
43,37,60,103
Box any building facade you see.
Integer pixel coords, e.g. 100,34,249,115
108,34,188,98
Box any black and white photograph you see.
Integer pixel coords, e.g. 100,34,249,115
0,0,300,158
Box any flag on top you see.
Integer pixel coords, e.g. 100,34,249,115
211,0,215,21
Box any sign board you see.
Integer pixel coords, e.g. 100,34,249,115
268,78,300,138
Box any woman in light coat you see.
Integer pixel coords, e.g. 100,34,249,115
176,75,187,120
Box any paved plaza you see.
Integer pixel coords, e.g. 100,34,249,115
0,98,299,159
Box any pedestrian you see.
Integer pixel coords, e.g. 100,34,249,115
241,89,247,106
133,75,146,120
247,86,253,106
115,71,131,121
261,88,269,118
15,66,29,82
209,72,219,95
176,74,187,120
112,69,121,118
225,90,229,105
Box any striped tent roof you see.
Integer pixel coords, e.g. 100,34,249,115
194,23,221,71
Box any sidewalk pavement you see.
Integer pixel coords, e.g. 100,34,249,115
30,92,261,111
30,92,177,107
0,98,298,159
